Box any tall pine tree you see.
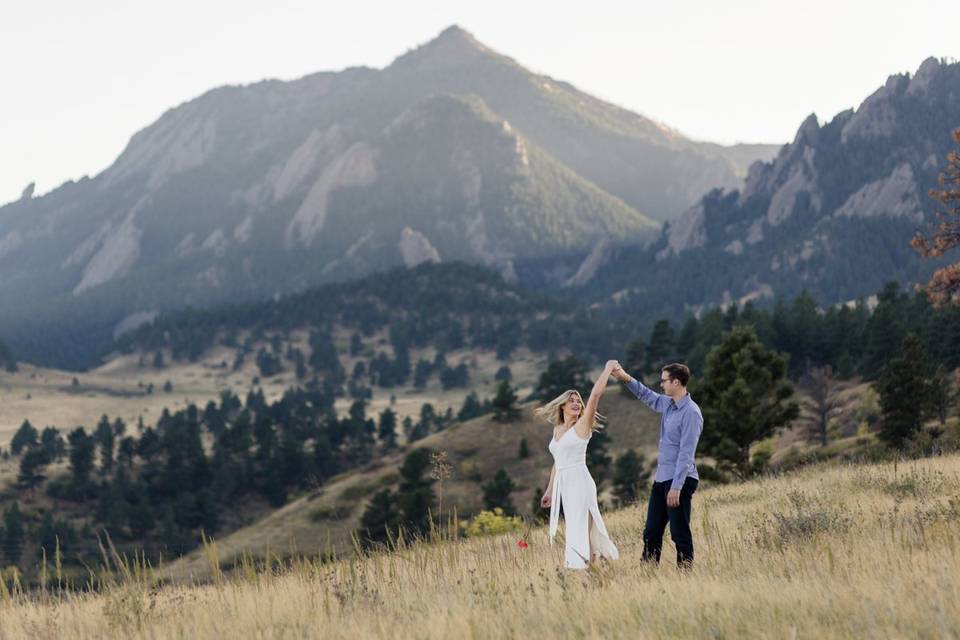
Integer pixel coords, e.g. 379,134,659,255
697,326,799,478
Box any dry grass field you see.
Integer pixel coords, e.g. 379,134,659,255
1,453,959,638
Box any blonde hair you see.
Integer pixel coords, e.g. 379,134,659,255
533,389,605,432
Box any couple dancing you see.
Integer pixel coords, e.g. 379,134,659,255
536,361,703,570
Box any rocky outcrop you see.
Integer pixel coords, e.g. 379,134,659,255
112,310,158,340
908,57,941,95
765,146,820,226
565,239,615,287
104,109,217,190
0,231,23,261
841,75,908,144
398,227,441,267
284,142,379,248
73,210,142,295
594,57,960,329
659,203,706,260
271,126,347,202
832,163,923,222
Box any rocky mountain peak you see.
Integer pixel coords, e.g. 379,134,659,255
908,56,943,95
389,25,499,71
793,113,820,146
841,73,909,144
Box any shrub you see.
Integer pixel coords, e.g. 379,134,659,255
460,508,524,538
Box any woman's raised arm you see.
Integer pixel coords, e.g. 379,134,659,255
576,360,616,437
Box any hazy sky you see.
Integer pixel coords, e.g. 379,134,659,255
2,0,958,205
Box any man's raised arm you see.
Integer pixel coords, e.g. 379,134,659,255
610,362,670,413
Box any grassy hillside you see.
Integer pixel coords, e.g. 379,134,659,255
163,391,663,579
2,454,959,637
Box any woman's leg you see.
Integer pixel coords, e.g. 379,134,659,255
587,512,595,562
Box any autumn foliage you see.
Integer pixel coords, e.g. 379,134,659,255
912,129,960,305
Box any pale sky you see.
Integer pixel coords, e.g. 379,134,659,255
2,0,958,205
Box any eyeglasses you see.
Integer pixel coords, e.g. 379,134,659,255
659,378,674,385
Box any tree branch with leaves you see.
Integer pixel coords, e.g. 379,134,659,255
912,129,960,305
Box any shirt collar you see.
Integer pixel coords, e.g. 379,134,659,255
671,393,691,410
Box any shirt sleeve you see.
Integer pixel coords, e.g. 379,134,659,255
672,410,703,491
625,378,671,413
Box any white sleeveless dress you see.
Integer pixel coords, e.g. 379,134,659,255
548,427,619,569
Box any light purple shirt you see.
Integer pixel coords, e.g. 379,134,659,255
626,379,702,490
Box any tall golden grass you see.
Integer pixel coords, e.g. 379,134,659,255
2,454,960,639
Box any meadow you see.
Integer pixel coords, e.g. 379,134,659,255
1,453,958,638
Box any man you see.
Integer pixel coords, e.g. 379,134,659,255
610,361,702,568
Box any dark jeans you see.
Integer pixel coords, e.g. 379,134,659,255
642,477,699,568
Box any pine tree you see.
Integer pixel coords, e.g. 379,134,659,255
798,365,842,446
396,448,435,535
876,334,932,448
457,392,486,422
622,337,646,378
613,449,649,506
67,427,96,497
531,486,548,522
646,320,676,372
2,502,24,565
10,420,38,455
481,469,517,516
359,489,399,547
697,325,800,478
350,332,363,357
378,408,398,451
127,483,156,538
40,427,66,462
517,438,530,459
294,349,307,380
586,430,613,488
118,436,137,469
535,356,589,401
95,415,116,476
17,447,46,488
440,363,469,389
862,283,907,379
413,359,432,389
37,511,57,560
492,380,520,422
928,364,955,429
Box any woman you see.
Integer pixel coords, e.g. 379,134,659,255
536,360,619,569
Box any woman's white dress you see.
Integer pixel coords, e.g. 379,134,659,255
548,427,619,569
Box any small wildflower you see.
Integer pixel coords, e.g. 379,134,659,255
517,540,529,549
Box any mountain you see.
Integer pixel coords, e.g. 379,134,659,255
579,57,960,320
0,26,776,369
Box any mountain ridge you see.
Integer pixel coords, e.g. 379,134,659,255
0,26,777,368
576,56,960,321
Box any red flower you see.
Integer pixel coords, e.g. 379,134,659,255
517,540,529,549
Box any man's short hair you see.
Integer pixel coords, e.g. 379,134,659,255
662,363,691,387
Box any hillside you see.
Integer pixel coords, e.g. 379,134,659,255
4,263,959,590
0,26,777,370
2,454,959,638
163,392,663,579
112,262,627,368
